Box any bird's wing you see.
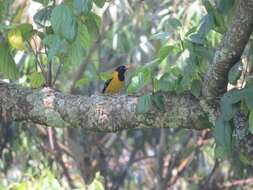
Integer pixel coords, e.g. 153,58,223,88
102,78,112,93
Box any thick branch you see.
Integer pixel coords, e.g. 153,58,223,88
203,0,253,98
0,82,211,132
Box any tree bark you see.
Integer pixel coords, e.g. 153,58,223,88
1,0,253,133
203,0,253,98
0,82,210,132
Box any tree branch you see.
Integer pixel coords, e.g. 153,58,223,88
203,0,253,98
0,82,211,132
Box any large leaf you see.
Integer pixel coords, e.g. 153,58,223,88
30,72,45,88
136,95,152,114
151,32,171,40
187,14,214,45
203,0,225,33
167,17,182,29
158,45,174,61
66,23,90,65
74,0,93,15
33,0,50,6
85,13,101,40
228,62,243,85
0,42,19,80
18,23,33,40
127,68,151,94
34,6,52,27
220,90,240,121
179,58,198,91
221,88,253,121
151,94,165,112
217,0,235,15
157,72,178,92
43,34,68,60
94,0,106,8
51,4,77,41
213,118,232,157
191,80,202,97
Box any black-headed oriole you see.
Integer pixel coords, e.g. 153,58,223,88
102,65,129,94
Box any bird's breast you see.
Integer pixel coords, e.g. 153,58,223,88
105,74,124,94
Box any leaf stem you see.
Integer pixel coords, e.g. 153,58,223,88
52,57,64,86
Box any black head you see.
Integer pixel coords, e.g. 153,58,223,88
116,65,128,81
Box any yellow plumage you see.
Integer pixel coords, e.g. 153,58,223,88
103,71,124,94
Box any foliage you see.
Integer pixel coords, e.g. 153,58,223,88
0,0,253,189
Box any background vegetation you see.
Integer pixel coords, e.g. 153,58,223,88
0,0,253,189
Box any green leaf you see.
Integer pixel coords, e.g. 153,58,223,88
179,59,198,91
127,68,151,94
203,0,225,33
213,118,232,153
43,34,68,60
228,62,243,85
33,0,50,6
220,91,238,120
193,44,214,62
187,14,214,45
79,23,92,47
136,95,152,114
99,71,112,81
151,32,171,40
0,42,19,80
203,0,214,15
158,45,173,61
0,184,6,190
151,94,165,112
94,0,106,8
245,91,253,109
51,4,77,41
191,80,202,97
18,23,33,40
167,17,182,29
212,89,253,158
249,110,253,134
220,88,253,121
85,13,101,40
0,3,4,23
76,76,90,87
157,72,178,92
30,72,45,88
74,0,93,15
88,172,105,190
217,0,235,14
33,6,52,27
66,23,89,65
239,153,252,165
0,0,13,24
215,145,227,159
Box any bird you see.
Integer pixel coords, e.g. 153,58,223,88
102,65,129,94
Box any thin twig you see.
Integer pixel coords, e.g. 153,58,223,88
200,159,219,190
27,38,47,80
222,178,253,188
52,128,76,189
52,57,64,86
155,129,167,190
45,47,52,87
112,148,138,190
